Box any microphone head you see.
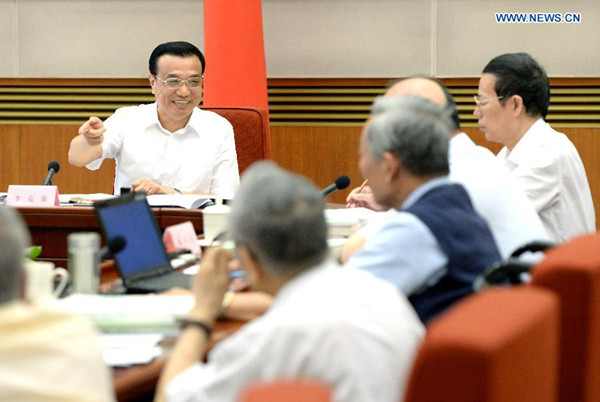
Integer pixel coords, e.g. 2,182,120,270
47,161,60,173
108,236,126,254
334,175,351,190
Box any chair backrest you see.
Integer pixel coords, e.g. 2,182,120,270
203,107,271,174
531,233,600,402
405,287,559,402
238,380,332,402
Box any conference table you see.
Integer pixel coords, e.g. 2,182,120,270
16,205,205,266
110,316,244,402
16,203,345,401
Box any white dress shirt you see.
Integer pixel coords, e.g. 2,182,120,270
496,119,596,243
166,260,425,402
0,301,115,402
86,103,240,196
450,133,550,257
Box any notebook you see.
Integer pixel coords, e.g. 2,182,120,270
94,193,191,293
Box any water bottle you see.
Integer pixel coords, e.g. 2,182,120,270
68,232,100,294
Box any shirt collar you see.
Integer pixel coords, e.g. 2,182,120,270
270,259,339,308
504,118,546,164
449,132,475,150
401,176,451,210
144,102,203,136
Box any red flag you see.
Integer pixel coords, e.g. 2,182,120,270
203,0,269,110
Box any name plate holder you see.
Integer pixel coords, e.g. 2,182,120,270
6,185,59,207
163,221,201,258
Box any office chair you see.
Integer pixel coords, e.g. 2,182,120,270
239,380,332,402
405,287,559,402
530,233,600,402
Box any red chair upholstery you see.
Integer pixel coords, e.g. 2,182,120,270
203,107,271,174
405,287,559,402
531,233,600,402
239,380,332,402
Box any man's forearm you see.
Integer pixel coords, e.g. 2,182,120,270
154,324,210,402
68,135,103,166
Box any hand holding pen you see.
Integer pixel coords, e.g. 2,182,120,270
345,179,369,208
345,180,386,211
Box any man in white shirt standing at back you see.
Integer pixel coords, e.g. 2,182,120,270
475,53,595,242
68,41,239,196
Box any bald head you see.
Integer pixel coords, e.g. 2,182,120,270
384,77,460,131
386,78,447,107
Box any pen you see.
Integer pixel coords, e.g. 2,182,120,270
228,270,246,279
357,179,369,193
346,179,369,208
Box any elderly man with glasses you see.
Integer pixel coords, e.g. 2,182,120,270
68,41,239,196
475,53,595,242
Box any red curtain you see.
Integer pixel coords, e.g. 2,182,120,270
203,0,269,110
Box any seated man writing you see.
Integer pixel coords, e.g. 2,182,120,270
344,96,502,323
68,41,239,196
155,161,425,402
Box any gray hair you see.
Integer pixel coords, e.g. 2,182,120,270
366,95,451,176
228,161,328,276
0,207,31,303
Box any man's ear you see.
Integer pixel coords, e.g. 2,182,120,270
149,74,157,96
511,94,525,117
238,246,262,285
381,151,402,181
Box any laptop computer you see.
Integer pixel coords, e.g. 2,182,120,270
94,193,191,293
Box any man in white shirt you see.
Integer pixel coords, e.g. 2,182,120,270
68,41,239,196
0,207,114,402
346,77,549,258
475,53,595,242
155,161,424,402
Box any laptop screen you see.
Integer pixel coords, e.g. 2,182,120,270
94,194,171,280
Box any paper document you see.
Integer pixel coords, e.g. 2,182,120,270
324,207,376,237
54,294,195,333
59,193,115,205
147,194,213,209
100,333,165,366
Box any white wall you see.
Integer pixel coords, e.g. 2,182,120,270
1,0,598,78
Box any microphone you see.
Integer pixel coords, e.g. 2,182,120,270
43,161,60,185
99,236,126,260
320,175,351,197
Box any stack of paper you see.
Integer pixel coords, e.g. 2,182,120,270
147,194,213,209
54,294,195,333
324,207,376,237
100,333,164,367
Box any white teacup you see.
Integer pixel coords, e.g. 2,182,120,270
24,260,69,302
203,199,231,243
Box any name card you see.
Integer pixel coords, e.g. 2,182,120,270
6,185,59,207
163,221,201,258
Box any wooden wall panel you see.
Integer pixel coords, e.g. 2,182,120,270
4,122,599,230
16,125,114,194
270,125,363,204
272,125,600,228
0,125,20,187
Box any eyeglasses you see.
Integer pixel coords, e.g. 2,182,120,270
474,95,504,107
154,75,203,89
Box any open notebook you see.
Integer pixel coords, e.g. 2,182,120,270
94,193,190,293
